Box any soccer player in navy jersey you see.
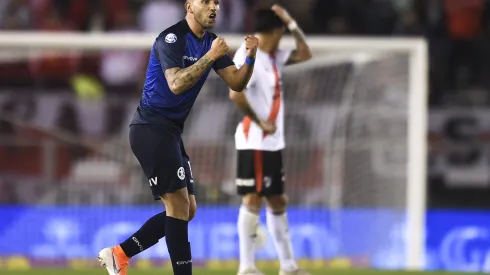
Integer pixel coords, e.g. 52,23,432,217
97,1,259,275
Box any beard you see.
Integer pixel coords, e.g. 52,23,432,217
195,14,216,29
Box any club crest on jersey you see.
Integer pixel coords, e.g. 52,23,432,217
177,167,185,180
165,33,177,43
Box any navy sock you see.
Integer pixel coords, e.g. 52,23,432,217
166,216,192,275
120,211,166,258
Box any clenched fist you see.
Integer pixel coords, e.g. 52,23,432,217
209,37,229,60
244,35,259,58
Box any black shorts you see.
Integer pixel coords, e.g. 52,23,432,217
129,124,194,200
236,150,284,196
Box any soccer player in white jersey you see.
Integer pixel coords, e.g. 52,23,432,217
229,5,312,275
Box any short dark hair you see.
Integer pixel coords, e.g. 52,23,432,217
253,9,284,33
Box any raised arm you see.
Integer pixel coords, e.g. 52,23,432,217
216,35,259,92
157,35,229,95
272,5,312,65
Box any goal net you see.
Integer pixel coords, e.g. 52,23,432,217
0,33,427,270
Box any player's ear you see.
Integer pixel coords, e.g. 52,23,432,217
185,1,193,14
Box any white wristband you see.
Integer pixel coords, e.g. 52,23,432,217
287,20,298,31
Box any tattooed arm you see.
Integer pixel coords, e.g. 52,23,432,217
164,55,215,95
159,35,230,95
155,34,217,95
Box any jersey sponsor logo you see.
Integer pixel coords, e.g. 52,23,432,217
165,33,177,43
149,177,157,186
236,178,255,187
177,167,185,180
183,56,198,62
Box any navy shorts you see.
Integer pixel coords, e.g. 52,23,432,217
129,124,194,200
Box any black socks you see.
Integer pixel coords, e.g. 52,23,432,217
120,211,167,257
118,212,193,275
165,216,192,275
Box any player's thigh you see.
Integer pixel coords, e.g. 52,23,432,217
181,145,195,197
181,140,197,220
183,162,197,220
236,150,263,210
263,150,287,211
262,150,285,197
236,149,259,195
129,125,187,201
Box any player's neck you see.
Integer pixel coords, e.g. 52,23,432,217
256,34,276,54
185,15,206,38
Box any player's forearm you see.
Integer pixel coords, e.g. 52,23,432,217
229,90,261,124
230,63,254,91
289,25,312,63
291,27,309,54
165,55,215,95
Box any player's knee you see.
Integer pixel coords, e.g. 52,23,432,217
242,193,263,212
161,189,190,220
170,199,190,219
171,198,190,220
266,194,288,213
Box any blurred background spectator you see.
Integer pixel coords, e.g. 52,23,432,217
0,0,489,106
0,0,487,107
139,0,184,33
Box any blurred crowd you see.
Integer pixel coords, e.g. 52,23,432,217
0,0,489,106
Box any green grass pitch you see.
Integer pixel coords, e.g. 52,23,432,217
0,268,482,275
0,258,478,275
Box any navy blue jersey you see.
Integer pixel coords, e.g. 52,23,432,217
131,19,234,130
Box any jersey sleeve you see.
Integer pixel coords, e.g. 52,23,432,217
232,44,247,69
155,35,185,71
213,54,235,71
208,33,235,71
232,44,256,89
276,49,293,66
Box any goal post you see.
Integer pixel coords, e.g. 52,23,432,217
407,38,428,270
0,32,428,270
273,40,427,270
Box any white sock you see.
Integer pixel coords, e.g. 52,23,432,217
238,205,259,272
266,210,298,272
